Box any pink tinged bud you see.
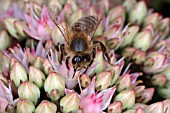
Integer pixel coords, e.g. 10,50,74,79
115,74,131,92
122,47,136,60
10,62,28,87
144,57,154,67
42,59,53,75
136,88,154,104
144,13,160,29
44,72,65,100
18,81,40,105
153,40,167,51
133,29,152,51
143,52,169,74
80,93,102,113
10,58,18,69
158,18,170,37
163,99,170,113
35,100,57,113
48,0,62,12
132,103,147,110
16,99,35,113
132,49,146,65
157,82,170,98
0,98,8,113
114,90,135,110
90,50,104,76
136,107,145,113
0,30,11,50
107,38,119,49
108,101,122,113
151,74,167,87
134,86,145,97
109,5,126,23
144,102,164,113
121,25,139,48
60,92,80,113
29,66,46,89
34,56,44,70
80,74,91,88
129,1,147,25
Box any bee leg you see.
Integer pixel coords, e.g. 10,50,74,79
59,44,65,64
65,56,70,70
93,41,110,64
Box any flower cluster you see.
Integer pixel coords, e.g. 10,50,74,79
0,0,170,113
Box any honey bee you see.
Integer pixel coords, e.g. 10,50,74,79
48,3,110,72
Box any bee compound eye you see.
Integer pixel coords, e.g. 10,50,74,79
72,56,81,64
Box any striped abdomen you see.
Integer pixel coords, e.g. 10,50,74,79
71,16,99,36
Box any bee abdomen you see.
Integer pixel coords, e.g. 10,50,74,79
71,16,99,35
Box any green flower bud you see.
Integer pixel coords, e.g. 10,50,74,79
52,27,66,45
151,74,167,87
107,38,119,49
108,101,122,113
70,8,83,25
144,102,164,113
48,0,62,13
161,65,170,81
134,85,145,97
132,49,146,64
123,0,137,13
67,0,78,12
14,20,28,38
157,82,170,98
5,104,15,113
29,66,46,89
114,90,135,110
158,18,170,37
90,50,104,76
133,29,152,51
129,1,147,25
136,107,145,113
34,56,44,70
132,103,147,110
10,62,28,87
9,57,18,69
0,30,11,50
18,81,40,105
44,72,65,100
144,13,160,29
115,73,131,92
16,99,35,113
122,47,136,60
121,25,139,48
80,74,91,88
35,100,57,113
95,71,113,91
42,59,53,75
136,88,154,104
109,5,126,23
60,92,80,113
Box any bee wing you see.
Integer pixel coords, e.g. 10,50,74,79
71,2,106,41
47,7,70,44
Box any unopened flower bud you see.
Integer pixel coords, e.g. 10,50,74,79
70,8,83,25
44,72,65,100
129,1,147,25
91,50,104,76
151,74,167,87
133,29,152,51
161,65,170,81
132,103,147,110
121,25,139,48
45,40,55,50
9,57,18,69
122,47,136,60
80,74,91,88
157,82,170,98
29,66,46,89
136,107,145,113
123,0,137,13
144,13,160,29
60,92,80,113
115,73,131,92
16,99,35,113
67,0,78,12
136,88,154,104
5,104,15,113
132,49,146,64
95,71,113,91
158,18,170,37
34,56,44,70
143,57,154,67
134,86,145,97
0,30,11,50
14,20,28,39
42,59,53,75
10,62,28,87
107,38,119,49
18,81,40,105
108,101,122,113
109,5,126,23
114,90,135,110
35,100,57,113
144,102,164,113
